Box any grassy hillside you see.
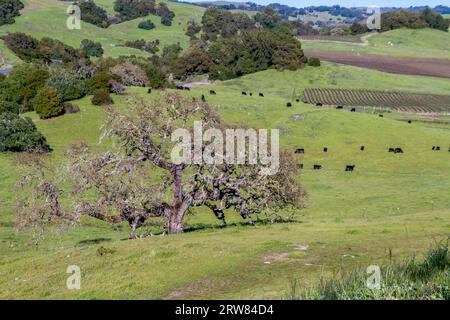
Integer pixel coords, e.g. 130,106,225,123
302,28,450,59
1,62,449,299
0,0,205,63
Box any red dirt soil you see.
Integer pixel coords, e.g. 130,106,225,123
305,51,450,78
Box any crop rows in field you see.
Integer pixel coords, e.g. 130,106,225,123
302,88,450,113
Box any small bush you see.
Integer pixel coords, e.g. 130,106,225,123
32,86,64,119
85,71,112,93
0,0,24,26
307,57,321,67
91,89,113,106
80,39,104,57
161,16,172,26
63,103,80,114
138,20,155,30
47,69,87,101
0,112,51,152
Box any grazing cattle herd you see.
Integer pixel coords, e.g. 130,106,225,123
168,87,449,173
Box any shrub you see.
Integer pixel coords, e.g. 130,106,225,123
307,57,321,67
91,89,113,106
80,39,104,57
0,0,24,26
85,71,112,93
138,19,155,30
32,86,64,119
2,33,82,64
63,103,80,114
110,63,149,87
47,69,87,101
109,80,125,94
0,64,50,113
0,112,51,152
79,0,111,28
124,39,159,53
161,15,172,26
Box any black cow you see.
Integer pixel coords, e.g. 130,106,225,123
297,163,304,169
394,148,403,154
351,108,356,112
379,114,384,118
345,165,355,172
336,106,343,110
389,148,395,153
316,103,323,107
184,87,191,91
176,86,184,90
408,120,412,124
259,93,264,97
209,90,216,95
242,91,247,96
249,93,253,96
432,146,435,150
201,95,206,102
313,164,322,170
147,88,152,94
296,99,300,102
287,102,292,107
360,146,365,151
295,148,305,154
436,146,441,151
323,147,328,152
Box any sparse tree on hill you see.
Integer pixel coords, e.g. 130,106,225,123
17,94,305,239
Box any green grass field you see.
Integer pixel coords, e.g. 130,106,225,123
302,28,450,59
1,61,449,299
0,0,204,62
0,0,449,299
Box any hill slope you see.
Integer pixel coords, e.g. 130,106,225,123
0,0,205,63
1,62,449,299
302,28,450,59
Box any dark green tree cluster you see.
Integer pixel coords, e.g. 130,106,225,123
156,2,175,26
80,39,104,57
113,0,156,21
2,33,83,64
201,7,254,41
185,20,201,39
124,39,159,53
0,64,49,114
138,19,155,30
0,0,24,26
381,9,449,32
175,27,307,80
79,0,111,28
0,112,51,152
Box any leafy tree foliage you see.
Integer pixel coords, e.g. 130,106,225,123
124,39,159,53
110,63,149,87
80,39,104,57
381,9,449,32
138,19,155,30
79,0,111,28
0,0,24,26
2,33,83,64
114,0,156,21
0,64,49,114
47,68,87,101
91,89,113,106
0,112,51,152
307,57,321,67
201,7,254,41
85,71,113,93
32,86,64,119
185,20,201,39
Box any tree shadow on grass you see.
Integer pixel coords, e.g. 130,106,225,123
184,219,302,233
75,238,112,246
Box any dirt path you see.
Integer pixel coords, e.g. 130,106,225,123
305,51,450,78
